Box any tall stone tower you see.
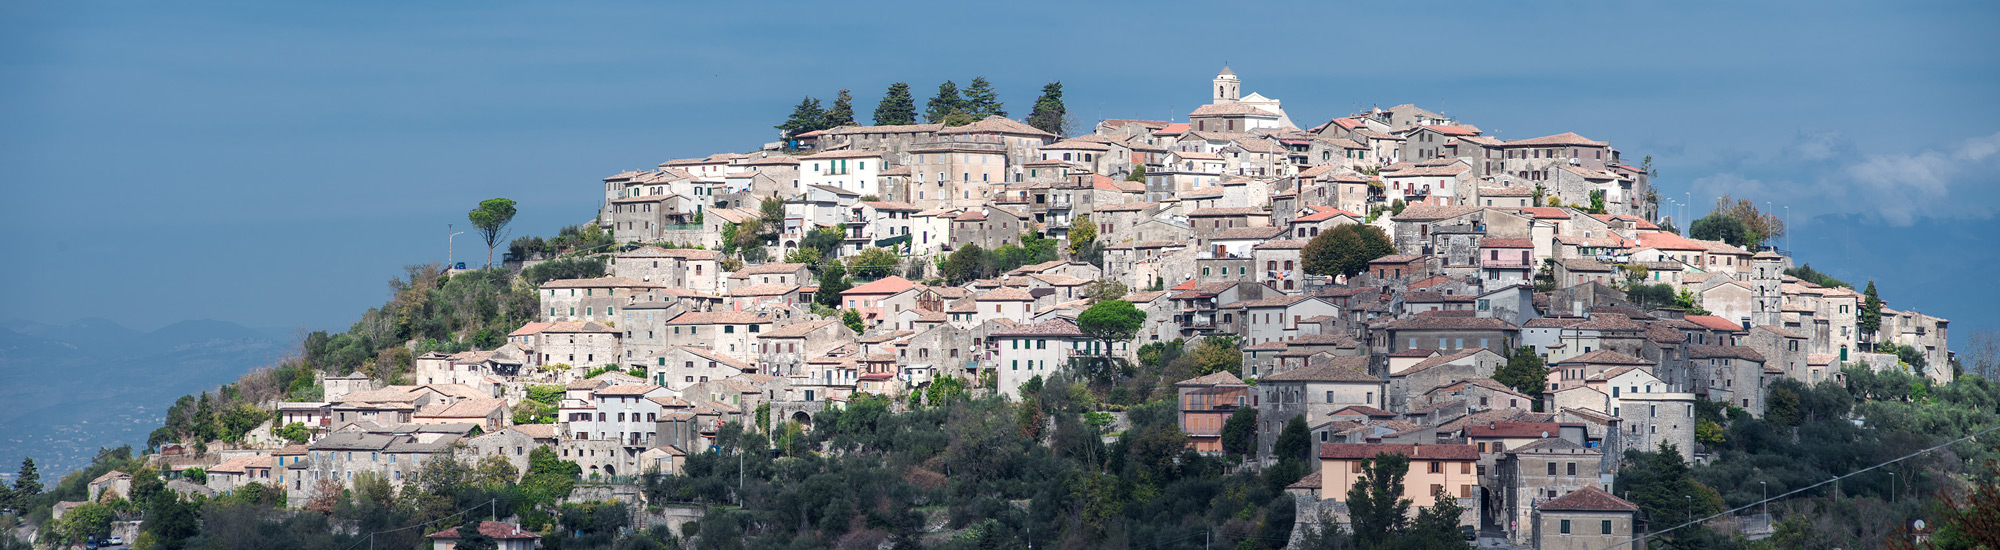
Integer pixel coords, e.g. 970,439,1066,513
1749,251,1786,328
1213,66,1240,104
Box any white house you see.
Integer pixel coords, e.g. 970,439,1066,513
799,150,884,196
990,318,1089,399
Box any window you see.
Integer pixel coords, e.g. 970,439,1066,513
1461,462,1471,474
1428,461,1442,474
1602,520,1613,534
1560,520,1571,535
1547,462,1557,475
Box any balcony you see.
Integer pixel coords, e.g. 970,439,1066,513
1481,259,1532,269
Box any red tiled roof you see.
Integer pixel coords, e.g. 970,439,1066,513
843,276,915,296
1319,443,1478,461
1480,238,1533,249
1538,486,1639,512
428,521,542,540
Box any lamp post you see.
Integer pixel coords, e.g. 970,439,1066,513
1783,205,1792,254
1760,481,1768,527
1685,495,1692,525
448,224,467,269
1890,471,1896,504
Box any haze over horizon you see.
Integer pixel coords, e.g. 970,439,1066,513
5,1,1997,340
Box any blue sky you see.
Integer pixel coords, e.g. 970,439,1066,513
3,1,1997,341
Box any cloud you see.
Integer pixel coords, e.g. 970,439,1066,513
1688,131,2000,227
1839,131,2000,225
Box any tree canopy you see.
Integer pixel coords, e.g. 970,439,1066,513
1301,223,1396,281
1025,81,1066,136
1493,346,1549,398
961,77,1005,119
924,81,968,126
1690,212,1752,248
775,96,826,140
467,198,517,268
872,82,916,125
1077,300,1145,354
822,89,856,128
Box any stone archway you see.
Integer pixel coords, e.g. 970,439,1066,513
791,411,812,431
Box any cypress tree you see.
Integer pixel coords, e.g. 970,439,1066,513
924,81,965,125
775,96,825,141
1860,280,1883,340
962,76,1005,119
1026,81,1067,136
822,89,856,128
873,82,916,125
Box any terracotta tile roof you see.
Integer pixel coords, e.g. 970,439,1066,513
844,276,916,296
1559,258,1614,272
800,149,884,160
1538,486,1639,512
1255,240,1306,250
1512,207,1572,219
594,384,664,397
1380,313,1518,331
1400,348,1492,375
1293,205,1361,223
1391,205,1482,222
1261,361,1379,383
618,247,723,260
1190,103,1283,117
1382,164,1470,177
1187,207,1267,217
1572,314,1645,332
936,115,1057,138
428,521,542,541
1558,349,1652,366
726,283,799,297
990,318,1085,337
1043,140,1112,151
734,262,808,275
1319,443,1478,461
978,287,1035,301
1753,325,1806,339
1331,405,1397,417
1465,421,1569,439
1177,371,1246,386
1095,201,1159,212
511,321,616,335
675,346,754,369
1634,231,1707,251
666,311,771,325
1501,132,1608,148
1213,226,1287,240
1689,345,1766,362
540,277,666,289
1369,254,1426,264
1287,470,1323,490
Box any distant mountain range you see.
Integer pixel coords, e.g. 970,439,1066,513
0,318,289,479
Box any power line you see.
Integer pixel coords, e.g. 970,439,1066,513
340,499,499,550
1599,422,2000,550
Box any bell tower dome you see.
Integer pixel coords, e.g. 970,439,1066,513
1213,66,1240,104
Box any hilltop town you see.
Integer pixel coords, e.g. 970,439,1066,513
6,69,1974,550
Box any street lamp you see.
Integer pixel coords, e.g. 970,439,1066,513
1890,472,1896,504
448,224,467,269
1783,205,1792,253
1685,495,1692,525
1759,481,1768,526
